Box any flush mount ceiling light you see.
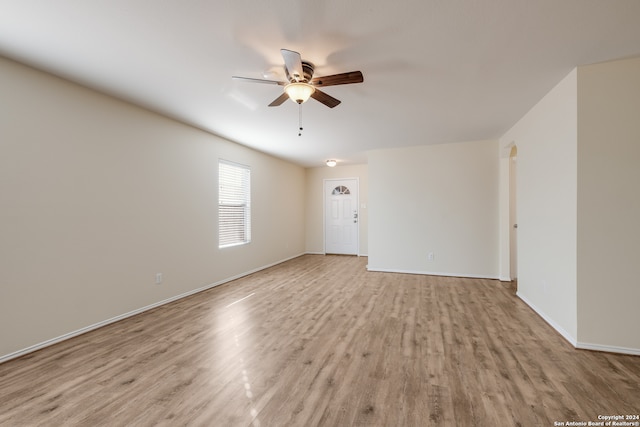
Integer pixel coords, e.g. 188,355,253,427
326,159,337,167
284,82,315,104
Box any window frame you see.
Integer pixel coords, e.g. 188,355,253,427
218,159,251,248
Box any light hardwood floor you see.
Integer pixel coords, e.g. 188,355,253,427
1,255,639,426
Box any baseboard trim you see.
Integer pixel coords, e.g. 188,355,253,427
0,253,305,364
576,342,640,356
516,292,578,347
366,266,498,280
517,293,640,356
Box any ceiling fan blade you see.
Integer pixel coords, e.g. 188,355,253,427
232,76,286,85
310,71,364,87
311,89,341,108
281,49,304,81
268,92,290,107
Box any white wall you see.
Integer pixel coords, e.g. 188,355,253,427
0,56,306,360
499,69,578,343
305,164,369,255
367,140,499,278
577,57,640,352
497,152,512,282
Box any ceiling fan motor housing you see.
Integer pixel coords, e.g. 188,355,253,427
301,61,314,82
287,60,315,82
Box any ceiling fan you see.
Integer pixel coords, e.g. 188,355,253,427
232,49,364,108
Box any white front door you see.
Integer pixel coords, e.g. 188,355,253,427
325,179,358,255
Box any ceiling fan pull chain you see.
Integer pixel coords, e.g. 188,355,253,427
298,103,303,136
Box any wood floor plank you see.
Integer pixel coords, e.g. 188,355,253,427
1,254,639,426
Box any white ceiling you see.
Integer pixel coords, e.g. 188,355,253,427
2,1,640,167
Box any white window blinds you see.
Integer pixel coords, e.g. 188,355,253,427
218,160,251,248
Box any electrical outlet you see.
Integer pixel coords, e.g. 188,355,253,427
156,273,163,284
428,252,434,262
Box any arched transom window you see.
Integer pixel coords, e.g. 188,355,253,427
332,185,351,195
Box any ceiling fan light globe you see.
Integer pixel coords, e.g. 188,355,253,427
284,82,315,104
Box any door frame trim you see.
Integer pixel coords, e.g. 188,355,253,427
323,177,360,256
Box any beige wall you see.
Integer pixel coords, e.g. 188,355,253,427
4,52,638,359
499,69,578,343
577,57,640,351
0,56,306,359
367,140,499,278
499,59,640,355
497,148,512,281
305,164,369,255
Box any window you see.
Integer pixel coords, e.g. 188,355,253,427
218,160,251,248
332,185,351,195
